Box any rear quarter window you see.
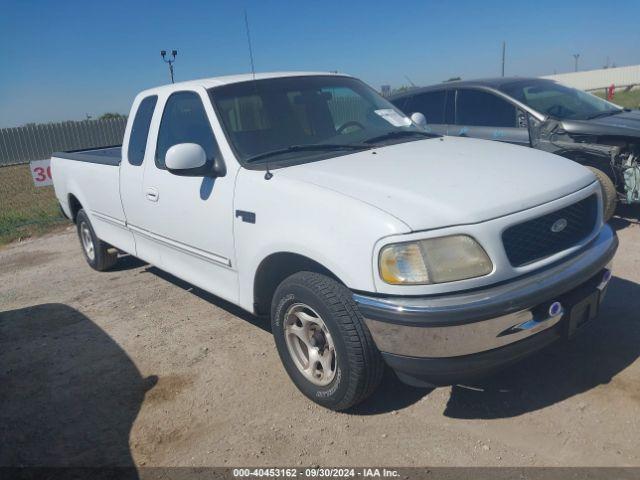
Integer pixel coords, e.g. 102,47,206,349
127,95,158,166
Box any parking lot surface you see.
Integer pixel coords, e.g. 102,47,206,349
1,210,639,467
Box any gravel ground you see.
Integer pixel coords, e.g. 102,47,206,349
1,209,639,468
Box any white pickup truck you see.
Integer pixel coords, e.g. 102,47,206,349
52,72,618,410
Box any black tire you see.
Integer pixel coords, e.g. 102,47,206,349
76,209,118,271
271,271,384,411
587,166,617,222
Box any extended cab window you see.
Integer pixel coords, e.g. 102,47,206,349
456,89,517,127
155,91,218,169
405,90,447,124
128,95,157,166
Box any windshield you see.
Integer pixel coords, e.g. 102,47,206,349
209,75,430,165
500,80,622,120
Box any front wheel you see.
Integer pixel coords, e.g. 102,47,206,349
271,272,383,411
587,166,617,222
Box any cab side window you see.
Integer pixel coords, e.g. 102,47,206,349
127,95,157,166
155,91,218,169
456,89,517,127
406,90,447,124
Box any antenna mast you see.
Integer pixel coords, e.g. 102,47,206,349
244,10,256,80
244,11,272,179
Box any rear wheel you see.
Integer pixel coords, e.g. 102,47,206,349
587,166,617,222
76,209,118,271
271,271,383,411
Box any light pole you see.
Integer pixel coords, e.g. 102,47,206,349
573,53,580,72
501,41,506,77
161,50,178,83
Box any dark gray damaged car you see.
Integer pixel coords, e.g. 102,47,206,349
390,77,640,220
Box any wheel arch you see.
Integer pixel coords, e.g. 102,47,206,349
67,193,83,223
252,251,346,316
562,149,617,182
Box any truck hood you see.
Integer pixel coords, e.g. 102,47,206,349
280,136,595,231
561,109,640,139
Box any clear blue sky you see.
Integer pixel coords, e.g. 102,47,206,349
1,0,639,127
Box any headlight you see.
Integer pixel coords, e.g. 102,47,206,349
379,235,492,285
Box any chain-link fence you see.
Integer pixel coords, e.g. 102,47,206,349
0,163,64,244
0,118,126,244
0,118,127,167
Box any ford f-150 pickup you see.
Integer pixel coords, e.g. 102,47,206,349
52,72,618,410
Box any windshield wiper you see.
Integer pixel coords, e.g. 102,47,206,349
363,130,435,144
586,110,622,120
245,144,369,163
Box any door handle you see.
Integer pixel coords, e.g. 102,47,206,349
145,187,159,202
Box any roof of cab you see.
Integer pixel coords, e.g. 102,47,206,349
137,71,349,97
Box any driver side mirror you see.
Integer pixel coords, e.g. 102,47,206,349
165,143,226,177
410,112,427,128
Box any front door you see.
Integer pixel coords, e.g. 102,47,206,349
395,89,450,136
134,88,238,303
450,88,530,146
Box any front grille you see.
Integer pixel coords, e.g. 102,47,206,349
502,195,598,267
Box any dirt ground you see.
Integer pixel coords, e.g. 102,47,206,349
1,210,639,468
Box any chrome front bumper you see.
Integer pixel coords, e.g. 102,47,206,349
354,225,618,360
363,303,570,358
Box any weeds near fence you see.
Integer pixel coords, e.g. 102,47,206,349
0,164,69,245
594,89,640,109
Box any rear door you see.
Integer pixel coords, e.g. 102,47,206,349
452,88,530,146
120,94,158,255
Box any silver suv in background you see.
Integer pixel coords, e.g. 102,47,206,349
390,77,640,221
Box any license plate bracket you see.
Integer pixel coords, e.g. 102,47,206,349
566,290,600,338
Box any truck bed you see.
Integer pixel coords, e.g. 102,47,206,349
51,143,133,254
53,146,122,166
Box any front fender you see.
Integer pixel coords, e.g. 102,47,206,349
233,169,410,312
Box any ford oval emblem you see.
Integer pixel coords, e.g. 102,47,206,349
551,218,568,233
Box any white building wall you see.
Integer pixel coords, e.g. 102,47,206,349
542,64,640,91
